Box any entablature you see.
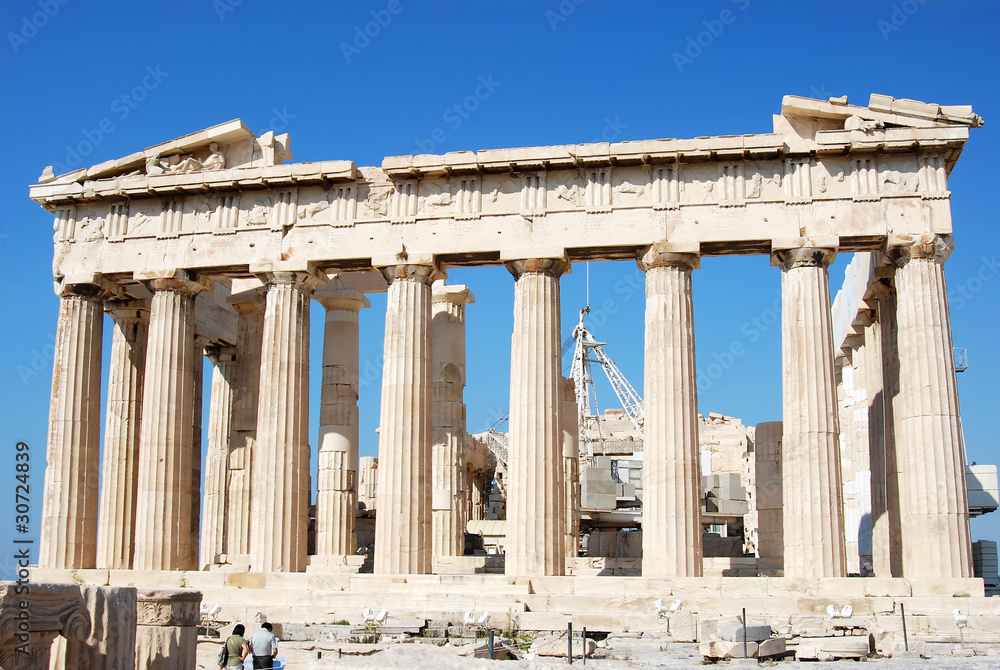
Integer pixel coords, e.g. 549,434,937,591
31,93,980,284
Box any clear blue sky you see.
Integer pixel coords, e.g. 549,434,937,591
1,0,997,579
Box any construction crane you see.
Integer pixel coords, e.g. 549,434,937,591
568,306,644,459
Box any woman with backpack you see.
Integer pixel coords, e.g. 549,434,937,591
219,623,250,668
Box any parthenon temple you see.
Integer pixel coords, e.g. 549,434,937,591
23,92,1000,659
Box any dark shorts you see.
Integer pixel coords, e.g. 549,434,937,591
251,655,273,669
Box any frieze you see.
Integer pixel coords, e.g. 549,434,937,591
135,589,201,627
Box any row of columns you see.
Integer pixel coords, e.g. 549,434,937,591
836,236,973,579
40,235,972,579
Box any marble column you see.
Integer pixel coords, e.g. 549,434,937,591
374,262,439,574
40,278,114,570
431,282,475,562
561,377,581,561
836,340,874,576
133,271,210,571
200,345,236,569
638,244,702,578
875,278,904,577
225,284,266,567
772,243,847,578
96,299,148,570
889,234,973,578
754,421,784,573
190,338,206,570
249,265,324,573
315,290,369,562
861,306,892,578
505,257,567,577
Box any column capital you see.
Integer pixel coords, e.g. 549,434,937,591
375,262,443,285
227,279,267,315
885,233,953,267
771,240,838,271
56,273,124,301
104,298,150,324
505,257,569,279
204,343,237,365
637,242,700,272
251,261,327,289
431,281,475,307
315,288,371,312
134,269,212,295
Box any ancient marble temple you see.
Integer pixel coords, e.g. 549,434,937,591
30,94,982,604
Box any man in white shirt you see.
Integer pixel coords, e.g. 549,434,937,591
248,622,278,669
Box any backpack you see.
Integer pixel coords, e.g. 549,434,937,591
217,637,230,667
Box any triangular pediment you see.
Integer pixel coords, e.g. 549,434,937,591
38,119,292,185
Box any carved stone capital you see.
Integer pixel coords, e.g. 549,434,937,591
771,245,837,271
376,263,443,285
431,281,475,308
56,273,124,301
636,242,701,272
505,257,569,279
135,589,201,627
205,343,237,365
104,298,150,324
886,233,954,267
315,289,371,312
0,582,90,641
251,261,327,290
135,269,213,295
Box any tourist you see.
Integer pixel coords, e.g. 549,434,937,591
221,624,249,668
249,622,279,669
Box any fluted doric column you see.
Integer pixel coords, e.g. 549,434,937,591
200,345,236,569
250,265,325,573
505,257,567,577
860,307,892,578
225,283,266,567
96,299,148,570
190,337,207,570
374,261,439,574
875,278,904,577
560,377,580,561
889,234,972,578
431,282,475,562
133,271,211,571
773,242,847,578
314,290,369,561
637,244,702,578
40,277,116,569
